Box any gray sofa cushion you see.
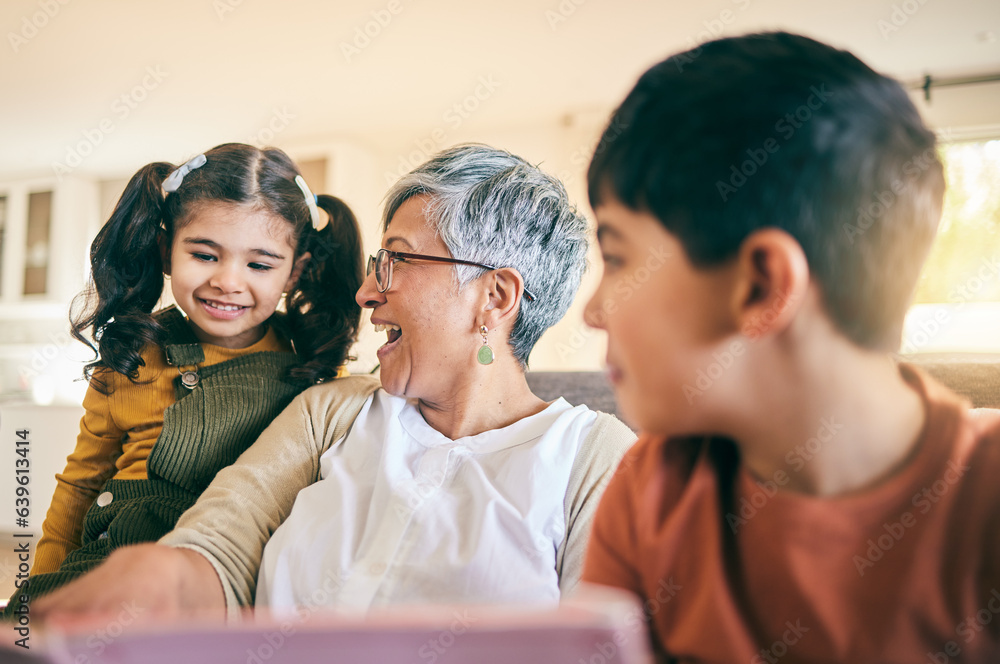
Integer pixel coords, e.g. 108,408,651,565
525,372,623,419
526,354,1000,428
903,354,1000,409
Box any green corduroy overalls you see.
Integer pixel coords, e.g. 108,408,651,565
4,307,303,615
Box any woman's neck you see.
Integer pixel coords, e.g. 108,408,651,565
416,364,548,440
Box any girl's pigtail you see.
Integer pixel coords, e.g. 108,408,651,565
70,162,173,390
285,194,364,384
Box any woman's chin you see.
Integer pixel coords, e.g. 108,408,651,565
381,384,406,398
376,368,407,398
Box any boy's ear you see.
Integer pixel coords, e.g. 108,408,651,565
284,252,312,291
478,267,527,331
731,228,810,338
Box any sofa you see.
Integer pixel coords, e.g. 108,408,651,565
525,354,1000,426
1,355,995,604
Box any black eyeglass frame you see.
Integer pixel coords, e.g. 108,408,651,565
366,249,536,302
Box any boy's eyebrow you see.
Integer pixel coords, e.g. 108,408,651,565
182,237,285,260
595,223,624,243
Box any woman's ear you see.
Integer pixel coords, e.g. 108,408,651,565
730,228,810,340
284,252,312,291
479,267,527,330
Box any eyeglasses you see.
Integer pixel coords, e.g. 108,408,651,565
366,248,536,302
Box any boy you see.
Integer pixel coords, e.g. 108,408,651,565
582,32,1000,662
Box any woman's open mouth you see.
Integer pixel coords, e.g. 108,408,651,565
374,323,402,356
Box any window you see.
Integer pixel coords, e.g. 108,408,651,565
902,139,1000,353
0,195,6,295
297,158,327,195
24,190,52,296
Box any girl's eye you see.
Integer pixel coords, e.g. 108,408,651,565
249,263,274,272
192,252,216,262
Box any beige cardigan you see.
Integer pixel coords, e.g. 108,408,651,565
159,374,636,620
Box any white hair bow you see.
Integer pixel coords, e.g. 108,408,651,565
162,154,207,194
294,175,326,231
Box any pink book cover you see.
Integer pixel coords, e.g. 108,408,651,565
2,584,652,663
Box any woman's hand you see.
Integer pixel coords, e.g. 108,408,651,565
32,543,226,626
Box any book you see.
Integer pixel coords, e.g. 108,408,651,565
2,584,652,663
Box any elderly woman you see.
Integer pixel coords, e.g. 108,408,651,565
34,144,635,620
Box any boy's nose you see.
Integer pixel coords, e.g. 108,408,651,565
584,290,606,329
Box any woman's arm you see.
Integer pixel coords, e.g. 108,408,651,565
35,375,380,622
160,375,379,618
33,543,225,621
556,412,637,595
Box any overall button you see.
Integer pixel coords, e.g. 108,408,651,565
96,492,113,507
97,531,109,540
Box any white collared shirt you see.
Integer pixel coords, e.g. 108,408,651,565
256,389,597,613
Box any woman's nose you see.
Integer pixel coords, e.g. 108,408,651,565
355,268,385,309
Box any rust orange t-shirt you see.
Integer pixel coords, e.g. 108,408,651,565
583,365,1000,663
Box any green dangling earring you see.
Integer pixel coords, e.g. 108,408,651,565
477,325,495,366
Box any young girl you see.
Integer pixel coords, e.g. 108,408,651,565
8,143,363,613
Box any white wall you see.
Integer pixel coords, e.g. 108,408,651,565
312,112,616,374
66,114,617,382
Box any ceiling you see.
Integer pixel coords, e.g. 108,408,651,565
2,0,999,180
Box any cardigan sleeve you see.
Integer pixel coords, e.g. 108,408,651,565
556,412,637,596
580,436,655,598
158,375,380,621
32,378,124,574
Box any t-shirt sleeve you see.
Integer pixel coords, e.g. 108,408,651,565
988,512,1000,645
581,436,648,596
33,378,124,574
975,410,1000,644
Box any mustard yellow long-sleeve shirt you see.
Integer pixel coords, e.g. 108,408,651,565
32,326,291,574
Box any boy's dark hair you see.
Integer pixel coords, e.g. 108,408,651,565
72,142,364,389
588,31,945,350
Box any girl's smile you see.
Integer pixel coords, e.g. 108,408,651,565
198,297,250,319
165,202,307,349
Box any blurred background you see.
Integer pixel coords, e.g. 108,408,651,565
1,0,999,403
0,1,998,589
